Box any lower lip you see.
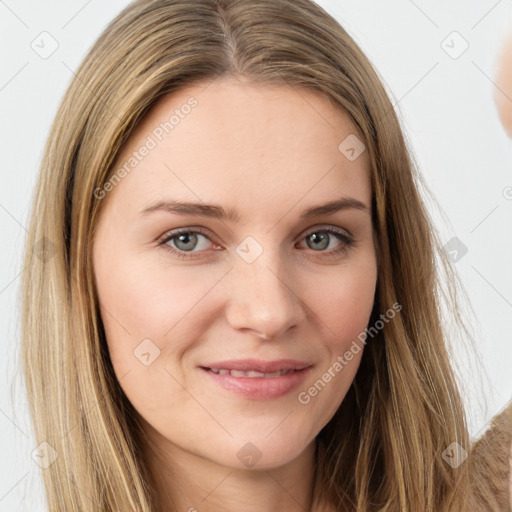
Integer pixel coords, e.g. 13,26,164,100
200,367,312,400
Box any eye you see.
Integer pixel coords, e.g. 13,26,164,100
158,226,356,260
158,227,217,259
297,227,355,258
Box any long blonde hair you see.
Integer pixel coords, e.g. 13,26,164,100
20,0,490,509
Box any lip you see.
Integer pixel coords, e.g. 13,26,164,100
202,358,313,373
199,359,313,400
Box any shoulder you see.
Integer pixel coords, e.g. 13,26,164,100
467,403,512,511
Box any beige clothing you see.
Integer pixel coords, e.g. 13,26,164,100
469,404,512,511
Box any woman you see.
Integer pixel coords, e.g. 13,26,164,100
20,0,511,510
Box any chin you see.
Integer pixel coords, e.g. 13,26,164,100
210,432,314,471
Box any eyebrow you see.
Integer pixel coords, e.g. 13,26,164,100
140,196,369,222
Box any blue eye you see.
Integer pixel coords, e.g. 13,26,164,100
158,226,356,260
159,227,215,259
300,227,355,256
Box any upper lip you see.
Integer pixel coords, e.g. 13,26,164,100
201,358,313,373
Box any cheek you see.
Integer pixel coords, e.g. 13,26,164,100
293,258,377,422
94,249,216,363
93,250,233,428
93,254,203,415
311,259,377,348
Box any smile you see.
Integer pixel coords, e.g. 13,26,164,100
207,368,293,378
200,362,313,400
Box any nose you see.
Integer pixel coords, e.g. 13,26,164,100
224,246,307,340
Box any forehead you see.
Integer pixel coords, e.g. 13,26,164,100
106,78,372,221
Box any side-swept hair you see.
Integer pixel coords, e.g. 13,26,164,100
20,0,486,509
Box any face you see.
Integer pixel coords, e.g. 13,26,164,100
92,77,378,471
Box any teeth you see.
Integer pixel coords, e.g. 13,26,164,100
231,370,264,377
209,368,292,378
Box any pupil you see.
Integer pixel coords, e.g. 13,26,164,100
176,233,196,251
308,232,328,250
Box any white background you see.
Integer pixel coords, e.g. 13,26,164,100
1,1,511,510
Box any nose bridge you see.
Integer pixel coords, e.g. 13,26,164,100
225,235,305,339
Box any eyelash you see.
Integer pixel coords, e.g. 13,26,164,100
157,226,356,260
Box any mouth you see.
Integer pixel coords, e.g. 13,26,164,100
199,359,313,400
206,368,295,378
201,358,312,374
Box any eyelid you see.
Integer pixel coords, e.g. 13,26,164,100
157,225,215,244
299,223,352,240
158,225,356,262
157,224,352,245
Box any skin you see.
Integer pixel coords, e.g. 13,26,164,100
92,76,377,512
494,29,512,138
